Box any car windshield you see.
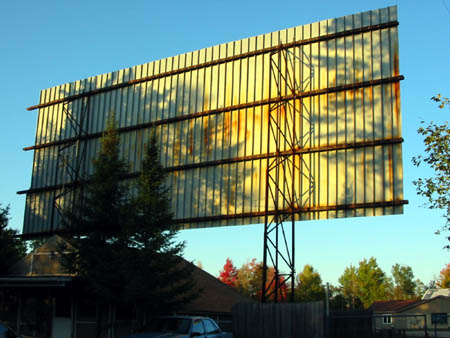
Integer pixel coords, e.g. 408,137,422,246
0,322,10,338
146,318,191,334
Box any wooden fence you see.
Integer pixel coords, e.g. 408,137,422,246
232,302,324,338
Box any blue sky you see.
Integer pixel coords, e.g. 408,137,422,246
1,0,449,286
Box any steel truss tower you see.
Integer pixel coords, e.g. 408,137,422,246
262,45,315,302
49,97,90,233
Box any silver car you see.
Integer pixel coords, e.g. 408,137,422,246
0,321,35,338
122,316,232,338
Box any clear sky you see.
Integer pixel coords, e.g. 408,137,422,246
1,0,449,286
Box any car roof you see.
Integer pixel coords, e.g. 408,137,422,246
156,316,212,321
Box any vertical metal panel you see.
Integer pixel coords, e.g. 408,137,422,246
23,6,405,235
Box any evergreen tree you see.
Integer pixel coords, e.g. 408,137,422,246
124,133,195,314
60,116,133,305
0,204,26,275
60,119,195,335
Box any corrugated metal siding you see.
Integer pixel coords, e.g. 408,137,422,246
24,6,404,234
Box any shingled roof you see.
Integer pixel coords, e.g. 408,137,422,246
181,261,254,314
370,299,420,312
1,235,252,314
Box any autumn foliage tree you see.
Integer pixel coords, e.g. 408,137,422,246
234,259,262,299
220,258,288,301
218,258,238,287
437,263,450,288
265,267,288,302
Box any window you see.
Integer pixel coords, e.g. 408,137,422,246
203,319,220,334
382,314,392,325
431,313,448,325
147,318,190,334
191,319,205,335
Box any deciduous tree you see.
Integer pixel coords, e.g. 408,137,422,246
295,265,326,302
218,258,238,287
415,279,427,297
338,258,392,309
357,257,390,308
234,259,287,301
391,264,417,299
235,259,262,300
413,94,450,248
338,265,362,309
437,263,450,288
0,204,26,275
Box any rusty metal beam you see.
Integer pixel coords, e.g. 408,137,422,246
174,199,408,224
17,137,404,196
26,21,399,112
18,199,408,238
24,75,404,152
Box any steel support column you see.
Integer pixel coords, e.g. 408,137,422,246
262,45,315,302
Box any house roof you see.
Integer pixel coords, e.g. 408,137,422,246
370,299,421,312
371,296,450,313
1,235,252,314
180,261,253,314
5,235,73,277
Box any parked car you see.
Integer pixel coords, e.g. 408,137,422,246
122,316,232,338
0,321,35,338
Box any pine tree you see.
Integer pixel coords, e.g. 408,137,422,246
60,116,133,305
123,133,196,314
60,119,195,334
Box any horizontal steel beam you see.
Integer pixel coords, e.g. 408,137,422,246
17,137,403,195
27,21,399,112
174,199,408,224
24,75,404,152
18,199,409,238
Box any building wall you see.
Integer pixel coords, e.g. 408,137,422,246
373,298,450,331
402,297,450,330
23,6,404,235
